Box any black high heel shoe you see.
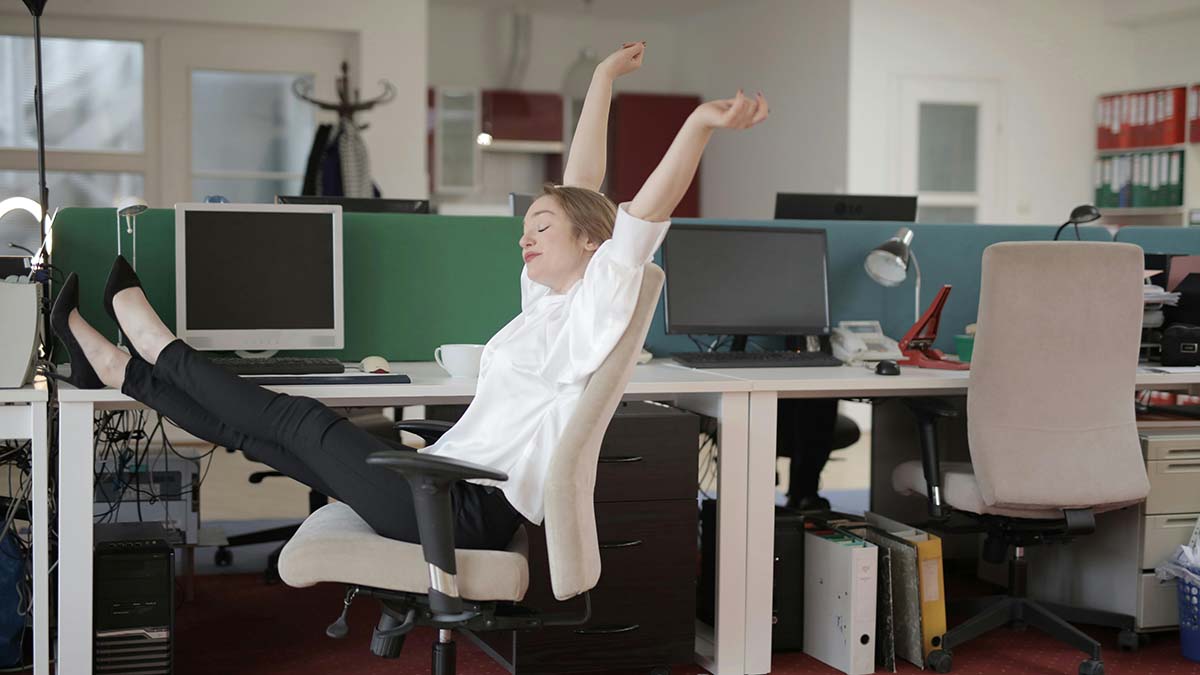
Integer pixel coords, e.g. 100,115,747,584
103,255,145,361
49,273,106,389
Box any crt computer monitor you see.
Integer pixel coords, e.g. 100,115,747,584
175,203,344,351
274,195,430,214
774,193,917,221
661,224,830,336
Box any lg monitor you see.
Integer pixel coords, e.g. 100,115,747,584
175,203,344,351
774,193,917,222
275,195,430,214
662,224,830,336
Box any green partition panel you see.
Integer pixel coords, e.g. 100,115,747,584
53,207,1124,365
1114,226,1200,255
645,220,1112,356
51,208,524,362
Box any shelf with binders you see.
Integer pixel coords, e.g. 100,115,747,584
1094,150,1185,209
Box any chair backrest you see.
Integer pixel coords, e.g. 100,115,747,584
542,264,664,601
966,242,1149,512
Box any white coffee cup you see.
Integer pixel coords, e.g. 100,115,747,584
434,344,485,378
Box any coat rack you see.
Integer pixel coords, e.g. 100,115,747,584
292,61,395,129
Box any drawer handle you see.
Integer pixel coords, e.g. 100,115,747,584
1164,463,1200,473
599,539,643,550
1165,517,1200,526
574,624,640,635
599,456,644,464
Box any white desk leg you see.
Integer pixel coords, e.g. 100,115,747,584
58,402,94,675
29,402,48,675
744,391,778,675
679,392,748,675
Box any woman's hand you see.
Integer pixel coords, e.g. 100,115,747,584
598,42,646,80
690,91,770,131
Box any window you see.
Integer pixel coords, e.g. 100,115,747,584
916,103,979,223
898,77,1000,224
0,35,145,208
190,70,316,203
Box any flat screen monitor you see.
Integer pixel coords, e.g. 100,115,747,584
774,193,916,221
175,203,344,351
509,192,536,217
275,195,430,214
662,224,830,336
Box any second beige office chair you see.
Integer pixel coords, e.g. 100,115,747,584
891,242,1150,675
277,265,665,675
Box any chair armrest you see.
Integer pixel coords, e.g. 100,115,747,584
393,420,455,445
365,451,508,617
901,398,958,520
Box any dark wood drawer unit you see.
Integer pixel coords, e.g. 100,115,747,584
443,401,699,674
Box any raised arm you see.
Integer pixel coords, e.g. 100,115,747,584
562,42,645,191
628,91,769,222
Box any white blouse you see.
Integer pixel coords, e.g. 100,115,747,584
421,204,670,524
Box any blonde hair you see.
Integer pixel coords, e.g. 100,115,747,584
540,183,617,245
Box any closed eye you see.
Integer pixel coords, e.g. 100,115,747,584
537,224,551,233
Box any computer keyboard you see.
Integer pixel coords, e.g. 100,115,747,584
208,356,345,376
671,351,844,368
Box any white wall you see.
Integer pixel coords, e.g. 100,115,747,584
1125,13,1200,85
846,0,1137,224
3,0,429,198
429,4,682,93
679,0,852,219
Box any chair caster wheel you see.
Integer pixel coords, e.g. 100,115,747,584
1117,629,1140,652
214,547,233,567
927,649,952,673
1079,659,1104,675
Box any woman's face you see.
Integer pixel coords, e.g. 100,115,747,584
519,195,598,293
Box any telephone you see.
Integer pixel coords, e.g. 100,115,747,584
831,320,903,364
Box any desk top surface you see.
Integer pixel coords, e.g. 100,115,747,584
56,359,752,404
0,381,49,403
51,360,1200,404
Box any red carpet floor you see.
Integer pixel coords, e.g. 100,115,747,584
174,574,1199,675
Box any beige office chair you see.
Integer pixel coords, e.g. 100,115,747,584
277,264,664,675
891,242,1149,675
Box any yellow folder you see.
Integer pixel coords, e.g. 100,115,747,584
865,512,946,661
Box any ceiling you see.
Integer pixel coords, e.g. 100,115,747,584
431,0,731,22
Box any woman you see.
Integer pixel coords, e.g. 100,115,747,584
51,42,768,551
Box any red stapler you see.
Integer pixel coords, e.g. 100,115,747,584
898,285,970,370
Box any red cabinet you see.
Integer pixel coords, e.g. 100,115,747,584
609,93,702,217
481,90,564,144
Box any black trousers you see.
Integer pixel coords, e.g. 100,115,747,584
776,398,839,499
120,340,524,551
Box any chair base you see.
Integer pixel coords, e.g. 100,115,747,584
936,595,1104,674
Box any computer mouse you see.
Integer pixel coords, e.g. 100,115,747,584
874,359,901,376
359,355,390,374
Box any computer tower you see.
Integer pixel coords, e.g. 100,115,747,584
94,523,175,675
698,501,807,651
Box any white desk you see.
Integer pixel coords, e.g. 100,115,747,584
697,364,1200,675
55,361,755,675
0,385,48,675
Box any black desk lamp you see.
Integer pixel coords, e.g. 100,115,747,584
1052,204,1101,241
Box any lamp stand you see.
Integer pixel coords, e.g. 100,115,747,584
909,249,922,324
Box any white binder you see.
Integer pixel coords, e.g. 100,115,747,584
804,529,878,675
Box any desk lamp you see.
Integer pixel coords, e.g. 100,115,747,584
1052,204,1101,241
115,196,147,269
865,227,968,370
865,227,921,323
